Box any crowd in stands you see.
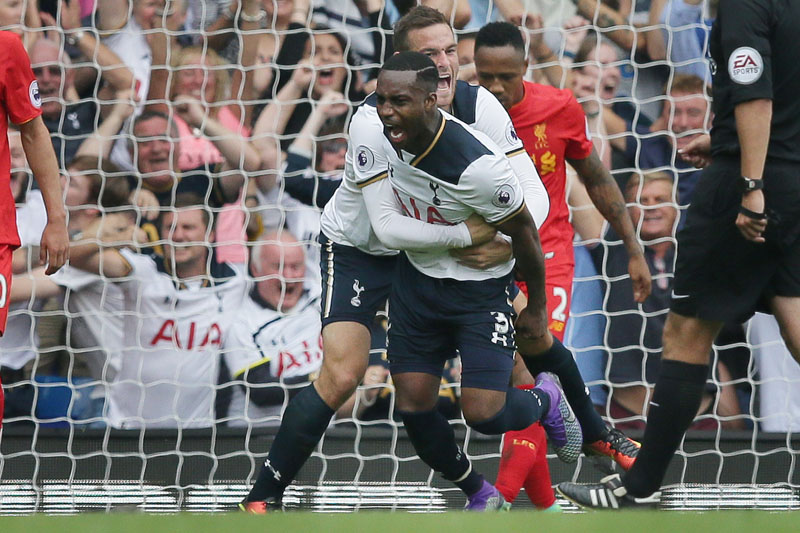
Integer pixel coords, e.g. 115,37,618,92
2,0,791,432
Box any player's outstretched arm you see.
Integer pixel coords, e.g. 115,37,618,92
19,116,69,275
570,148,651,302
494,205,548,341
362,178,494,251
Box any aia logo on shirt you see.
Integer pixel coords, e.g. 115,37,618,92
728,47,763,85
150,320,222,350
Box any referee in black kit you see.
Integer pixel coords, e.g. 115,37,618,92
558,0,800,508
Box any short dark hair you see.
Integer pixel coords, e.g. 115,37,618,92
66,155,131,209
474,21,525,56
380,51,439,95
393,5,451,52
161,192,213,231
133,110,179,138
574,31,605,68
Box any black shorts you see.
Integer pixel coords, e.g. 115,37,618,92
387,254,517,392
319,232,398,329
671,155,800,323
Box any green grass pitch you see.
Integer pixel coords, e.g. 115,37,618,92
2,511,798,533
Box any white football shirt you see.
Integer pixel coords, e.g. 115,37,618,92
51,266,125,381
107,249,247,428
223,291,323,426
0,191,46,370
320,82,543,255
384,111,525,281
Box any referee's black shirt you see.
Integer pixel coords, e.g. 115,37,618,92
709,0,800,163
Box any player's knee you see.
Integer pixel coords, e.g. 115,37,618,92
318,364,363,400
461,394,505,426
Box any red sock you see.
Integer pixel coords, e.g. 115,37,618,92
495,427,535,503
495,420,555,509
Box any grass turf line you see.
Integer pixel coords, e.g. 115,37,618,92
2,511,799,533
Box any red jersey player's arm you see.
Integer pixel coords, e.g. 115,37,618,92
568,148,651,302
19,116,69,275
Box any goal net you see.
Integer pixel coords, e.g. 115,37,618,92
2,0,799,514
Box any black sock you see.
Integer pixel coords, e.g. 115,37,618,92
400,409,484,496
623,360,708,498
521,337,607,441
247,384,334,502
470,387,550,434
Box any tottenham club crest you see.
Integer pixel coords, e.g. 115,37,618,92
356,145,374,171
429,182,442,206
29,80,41,108
351,279,365,307
492,184,515,208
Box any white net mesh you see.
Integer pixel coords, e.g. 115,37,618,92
2,0,799,513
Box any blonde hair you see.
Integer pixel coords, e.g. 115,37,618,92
170,46,230,118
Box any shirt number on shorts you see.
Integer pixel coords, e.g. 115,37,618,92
0,273,7,309
551,286,568,322
490,312,512,347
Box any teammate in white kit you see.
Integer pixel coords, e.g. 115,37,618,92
69,193,246,428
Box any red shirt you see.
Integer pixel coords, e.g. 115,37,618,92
508,81,593,273
0,32,42,247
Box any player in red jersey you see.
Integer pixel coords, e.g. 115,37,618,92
0,31,69,426
473,22,650,509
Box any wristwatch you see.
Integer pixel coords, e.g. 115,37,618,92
738,176,764,194
238,9,266,23
66,30,86,46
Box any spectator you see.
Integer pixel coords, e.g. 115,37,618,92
310,0,393,69
221,230,323,426
568,32,623,169
166,46,261,172
647,0,714,84
51,157,134,384
184,0,293,66
609,73,712,206
591,171,743,430
127,110,243,211
252,27,363,159
1,132,48,418
67,193,247,428
456,31,478,85
97,0,164,105
748,313,800,432
10,157,135,423
30,36,134,167
254,94,348,297
0,0,42,50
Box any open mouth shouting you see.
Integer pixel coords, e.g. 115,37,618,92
437,71,452,102
384,123,408,147
317,68,335,85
